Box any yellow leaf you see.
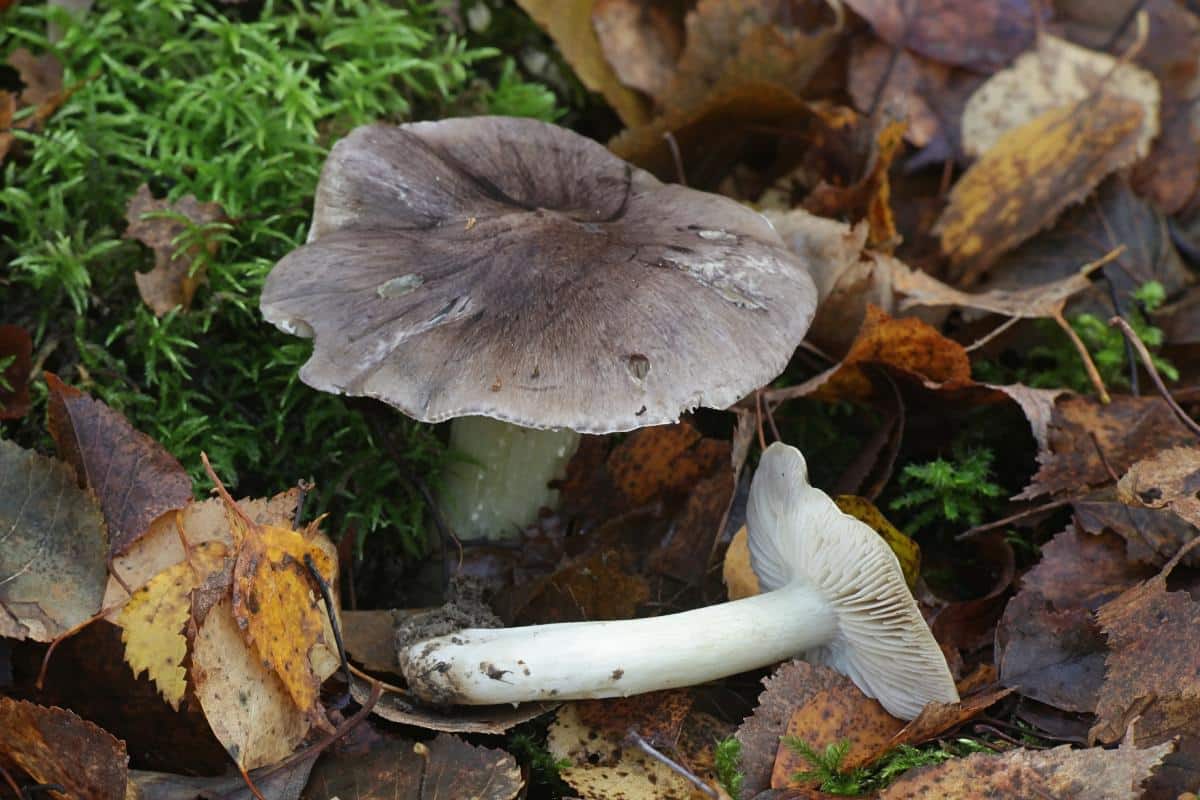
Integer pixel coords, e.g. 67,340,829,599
117,540,231,709
723,526,760,600
834,496,920,589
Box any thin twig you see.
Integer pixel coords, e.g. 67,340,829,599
754,390,767,451
305,553,352,709
1089,431,1121,483
964,316,1021,353
663,131,687,187
293,478,315,529
1104,278,1139,395
1110,316,1200,439
625,730,718,799
1053,310,1110,403
957,499,1070,540
0,765,21,800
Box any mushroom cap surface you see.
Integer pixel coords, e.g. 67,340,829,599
747,442,959,720
260,117,817,433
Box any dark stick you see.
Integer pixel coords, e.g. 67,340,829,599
1110,316,1200,439
625,730,718,799
305,553,353,707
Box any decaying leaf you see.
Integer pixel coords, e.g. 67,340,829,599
300,728,423,800
723,526,760,600
133,756,316,800
124,184,227,316
8,47,63,107
575,690,694,750
0,439,108,641
844,0,1038,73
45,374,192,558
591,0,683,100
607,422,729,507
770,683,903,788
1117,446,1200,529
417,734,524,800
1018,395,1197,500
1091,558,1200,748
848,41,951,148
962,34,1160,159
996,527,1154,714
937,94,1146,286
888,686,1014,749
116,540,232,709
879,740,1171,799
0,323,33,420
515,0,651,126
512,547,650,624
736,661,849,796
1074,489,1200,568
191,597,311,770
0,697,129,800
348,674,556,734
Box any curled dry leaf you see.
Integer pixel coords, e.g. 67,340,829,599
116,540,232,710
0,697,129,800
348,673,556,734
45,373,192,559
0,324,33,420
770,683,903,789
996,527,1154,714
937,94,1147,286
124,184,227,316
887,686,1014,749
723,526,760,600
416,733,524,800
879,740,1172,799
515,0,651,126
0,439,107,641
961,34,1160,159
844,0,1038,73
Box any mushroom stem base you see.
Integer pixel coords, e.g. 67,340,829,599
440,417,580,541
399,583,834,705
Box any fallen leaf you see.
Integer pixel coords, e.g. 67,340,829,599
548,703,711,800
723,526,760,600
45,373,192,558
124,184,227,316
1091,559,1200,747
575,690,694,749
888,686,1013,749
937,94,1146,286
0,439,107,641
1117,446,1200,529
8,47,63,107
880,740,1171,799
132,756,316,800
996,527,1154,713
0,323,33,419
736,661,849,797
0,697,129,800
348,674,556,734
1018,395,1197,499
116,540,232,709
607,422,730,507
417,734,524,800
647,467,736,582
771,685,903,788
341,608,409,674
1074,489,1200,568
591,0,683,100
190,597,310,771
512,547,650,624
961,34,1159,160
848,42,950,148
300,728,423,800
515,0,651,126
844,0,1038,73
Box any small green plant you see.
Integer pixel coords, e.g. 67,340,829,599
891,444,1005,533
784,737,989,795
714,736,745,799
785,738,867,795
508,730,572,793
975,281,1177,393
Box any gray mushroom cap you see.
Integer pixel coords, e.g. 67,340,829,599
261,116,817,433
747,443,960,720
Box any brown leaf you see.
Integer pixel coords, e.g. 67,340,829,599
936,94,1146,286
515,0,651,127
1018,395,1197,500
1091,565,1200,747
0,324,33,419
888,687,1013,749
300,729,423,800
124,184,226,316
607,422,730,507
996,526,1151,714
591,0,683,100
133,756,316,800
45,373,192,558
736,661,848,797
575,690,695,750
513,547,650,624
879,740,1171,799
771,685,903,788
348,674,556,734
1073,489,1200,568
417,734,524,800
844,0,1038,73
1118,446,1200,530
723,525,761,600
341,608,408,674
848,42,950,148
8,48,63,107
0,697,129,800
0,439,108,641
647,468,736,582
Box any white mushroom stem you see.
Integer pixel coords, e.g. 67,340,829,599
440,417,580,541
400,583,835,704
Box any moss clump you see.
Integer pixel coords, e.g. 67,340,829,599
0,0,564,558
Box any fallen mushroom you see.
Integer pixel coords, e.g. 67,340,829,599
260,116,817,540
398,442,959,721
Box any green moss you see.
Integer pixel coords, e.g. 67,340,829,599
714,736,745,799
890,444,1005,534
783,736,993,795
0,0,565,557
